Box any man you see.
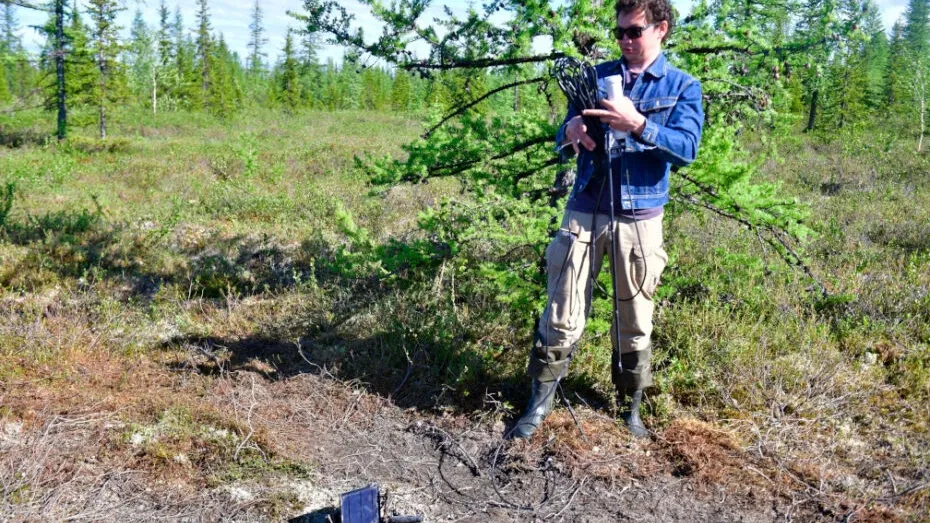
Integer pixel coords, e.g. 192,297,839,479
511,0,704,439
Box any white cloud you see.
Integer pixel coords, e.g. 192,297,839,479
874,0,909,29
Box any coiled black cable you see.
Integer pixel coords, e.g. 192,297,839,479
553,57,605,155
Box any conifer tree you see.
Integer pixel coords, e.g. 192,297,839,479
247,0,267,76
195,0,211,100
39,2,94,113
0,2,17,102
391,70,412,111
86,0,126,138
340,51,363,109
794,0,836,131
1,3,19,54
296,28,320,106
1,2,34,100
205,34,241,116
127,9,155,110
320,58,340,109
859,1,889,109
886,20,908,108
156,0,172,67
152,0,174,110
903,0,930,58
173,7,198,108
278,27,300,112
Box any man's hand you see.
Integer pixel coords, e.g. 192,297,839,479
583,97,647,136
563,116,596,155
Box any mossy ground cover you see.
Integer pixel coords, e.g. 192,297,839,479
0,110,927,519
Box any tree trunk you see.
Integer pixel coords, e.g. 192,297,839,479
920,94,925,153
513,70,519,112
153,72,158,115
99,75,107,139
805,89,818,132
55,0,66,141
99,102,106,139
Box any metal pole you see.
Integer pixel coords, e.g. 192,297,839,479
605,132,624,373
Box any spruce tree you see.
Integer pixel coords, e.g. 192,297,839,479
886,20,908,108
278,27,300,112
39,2,94,113
903,0,930,58
86,0,126,138
1,3,19,53
156,0,172,67
127,9,155,110
794,0,836,131
195,0,211,100
860,1,889,109
296,29,320,107
152,0,174,109
206,34,241,116
391,70,412,111
247,0,267,76
173,7,198,108
0,2,17,102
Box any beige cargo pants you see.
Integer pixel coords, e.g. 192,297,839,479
528,209,668,392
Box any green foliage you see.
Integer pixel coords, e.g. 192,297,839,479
276,29,301,112
0,62,9,104
86,0,128,138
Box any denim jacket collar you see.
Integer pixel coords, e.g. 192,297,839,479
619,52,668,79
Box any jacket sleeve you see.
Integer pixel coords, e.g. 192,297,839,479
554,103,581,159
636,79,703,167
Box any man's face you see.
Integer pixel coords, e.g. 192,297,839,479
616,9,667,64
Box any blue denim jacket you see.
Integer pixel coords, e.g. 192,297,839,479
555,53,704,209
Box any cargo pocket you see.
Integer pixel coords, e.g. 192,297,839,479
545,216,591,331
629,220,668,300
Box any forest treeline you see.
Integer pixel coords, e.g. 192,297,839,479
0,0,451,129
0,0,928,142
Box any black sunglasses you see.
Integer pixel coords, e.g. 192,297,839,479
612,23,655,40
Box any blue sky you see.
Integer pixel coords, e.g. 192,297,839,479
10,0,912,66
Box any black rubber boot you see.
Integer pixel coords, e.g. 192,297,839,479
510,379,558,439
619,390,648,438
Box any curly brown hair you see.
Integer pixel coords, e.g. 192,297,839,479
614,0,675,40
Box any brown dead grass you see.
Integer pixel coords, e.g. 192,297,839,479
653,418,788,506
538,410,662,481
656,418,743,480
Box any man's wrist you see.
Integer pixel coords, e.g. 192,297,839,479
632,116,647,137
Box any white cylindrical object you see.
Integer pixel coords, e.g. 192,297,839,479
601,74,629,141
603,74,623,102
